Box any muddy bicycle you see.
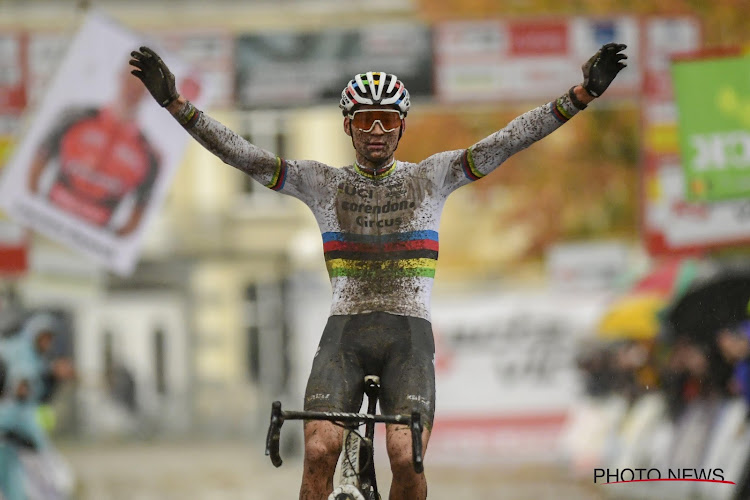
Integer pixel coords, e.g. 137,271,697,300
265,375,424,500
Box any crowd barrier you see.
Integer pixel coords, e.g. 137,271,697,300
561,393,750,499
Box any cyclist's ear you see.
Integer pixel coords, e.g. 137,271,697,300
398,118,406,139
343,116,352,137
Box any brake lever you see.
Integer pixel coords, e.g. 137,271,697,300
265,401,284,467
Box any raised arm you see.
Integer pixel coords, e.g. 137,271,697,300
460,43,627,182
129,47,286,191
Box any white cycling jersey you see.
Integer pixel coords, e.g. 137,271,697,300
182,92,583,320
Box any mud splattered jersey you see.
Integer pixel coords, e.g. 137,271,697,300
185,92,583,320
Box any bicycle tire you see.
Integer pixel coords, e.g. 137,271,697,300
330,484,366,500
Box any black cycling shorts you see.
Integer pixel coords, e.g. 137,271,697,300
304,311,435,429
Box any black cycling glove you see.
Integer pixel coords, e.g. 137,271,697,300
129,46,178,107
581,42,628,98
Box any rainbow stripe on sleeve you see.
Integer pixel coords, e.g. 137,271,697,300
265,156,288,191
550,97,574,123
461,147,485,181
322,230,439,278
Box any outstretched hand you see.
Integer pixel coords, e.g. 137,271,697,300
129,46,179,107
581,43,628,98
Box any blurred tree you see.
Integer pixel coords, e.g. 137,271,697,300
397,104,639,276
405,1,749,279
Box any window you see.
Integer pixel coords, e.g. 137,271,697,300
154,328,167,395
244,280,291,392
244,284,261,383
238,110,288,196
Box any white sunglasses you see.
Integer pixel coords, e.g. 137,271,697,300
348,109,403,133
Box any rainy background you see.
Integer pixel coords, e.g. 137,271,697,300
0,0,749,499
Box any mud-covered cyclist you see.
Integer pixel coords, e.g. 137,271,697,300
129,42,627,500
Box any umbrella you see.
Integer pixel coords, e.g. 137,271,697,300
597,294,667,341
595,258,708,341
663,268,750,343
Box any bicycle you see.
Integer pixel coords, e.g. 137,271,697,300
265,375,424,500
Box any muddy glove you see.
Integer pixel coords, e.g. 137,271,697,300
129,46,178,107
581,43,628,98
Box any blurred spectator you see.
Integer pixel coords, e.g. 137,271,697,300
577,339,659,403
0,313,75,400
612,340,658,400
0,313,75,500
0,371,49,500
718,320,750,409
660,337,710,420
0,314,57,394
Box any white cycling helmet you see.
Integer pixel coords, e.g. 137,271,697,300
339,71,410,116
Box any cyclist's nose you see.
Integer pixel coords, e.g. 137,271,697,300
369,121,385,135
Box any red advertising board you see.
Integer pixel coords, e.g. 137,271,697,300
508,21,569,56
0,33,27,113
0,222,28,275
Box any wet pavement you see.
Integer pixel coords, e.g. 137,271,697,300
58,438,605,500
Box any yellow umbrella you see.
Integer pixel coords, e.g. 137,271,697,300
597,293,667,341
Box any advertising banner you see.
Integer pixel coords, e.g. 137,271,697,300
635,17,750,255
0,12,212,276
235,22,433,109
643,156,750,255
426,291,610,464
672,53,750,202
434,16,641,102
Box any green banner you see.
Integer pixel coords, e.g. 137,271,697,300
672,54,750,202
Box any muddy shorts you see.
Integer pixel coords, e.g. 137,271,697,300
304,311,436,429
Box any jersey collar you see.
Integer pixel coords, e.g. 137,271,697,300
354,160,397,180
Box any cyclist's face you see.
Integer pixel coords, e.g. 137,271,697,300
344,106,404,165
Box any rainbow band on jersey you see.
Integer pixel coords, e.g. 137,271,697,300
551,96,575,123
461,147,484,181
265,156,288,191
177,101,202,129
322,230,439,279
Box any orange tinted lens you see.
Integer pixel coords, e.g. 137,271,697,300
351,110,402,131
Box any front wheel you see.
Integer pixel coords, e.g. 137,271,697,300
329,485,366,500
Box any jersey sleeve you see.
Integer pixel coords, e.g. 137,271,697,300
424,92,584,196
415,149,469,197
268,158,338,206
184,111,336,206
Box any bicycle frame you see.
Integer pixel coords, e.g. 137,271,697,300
265,378,424,498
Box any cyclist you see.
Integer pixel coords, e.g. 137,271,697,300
130,42,627,500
